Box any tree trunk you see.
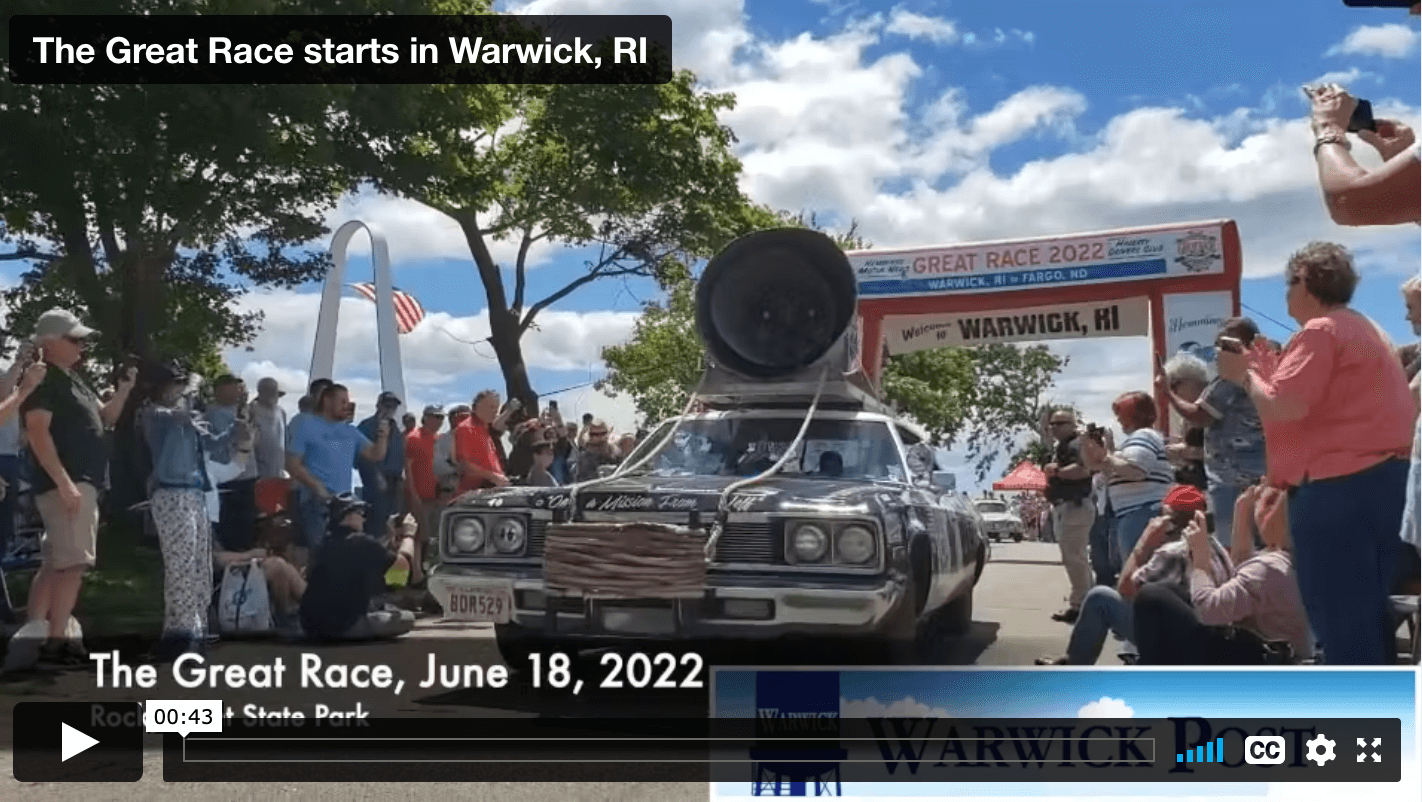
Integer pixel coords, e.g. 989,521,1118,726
487,305,539,412
454,210,540,414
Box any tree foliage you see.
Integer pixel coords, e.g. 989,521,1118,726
364,71,780,407
0,0,497,369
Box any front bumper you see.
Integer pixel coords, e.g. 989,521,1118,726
428,563,910,642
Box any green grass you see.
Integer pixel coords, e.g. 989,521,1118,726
7,521,166,637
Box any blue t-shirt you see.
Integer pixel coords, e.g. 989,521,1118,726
1198,377,1267,488
287,416,371,495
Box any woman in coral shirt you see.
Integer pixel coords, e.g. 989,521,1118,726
1217,242,1412,665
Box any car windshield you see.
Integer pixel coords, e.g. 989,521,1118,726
623,417,906,482
976,501,1008,514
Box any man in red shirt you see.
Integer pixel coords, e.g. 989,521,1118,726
456,390,509,493
404,405,446,585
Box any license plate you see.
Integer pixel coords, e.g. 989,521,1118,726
439,579,514,624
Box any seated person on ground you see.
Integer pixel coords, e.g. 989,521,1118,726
1132,485,1311,665
1036,485,1232,666
299,494,416,641
212,511,306,622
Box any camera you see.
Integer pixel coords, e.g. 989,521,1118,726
1085,423,1107,444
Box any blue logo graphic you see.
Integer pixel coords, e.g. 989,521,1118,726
1176,737,1226,765
751,672,844,796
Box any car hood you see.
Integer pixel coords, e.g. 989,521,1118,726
455,474,917,515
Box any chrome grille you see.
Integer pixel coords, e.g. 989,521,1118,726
528,519,549,558
712,521,778,564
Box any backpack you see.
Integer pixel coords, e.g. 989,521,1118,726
216,559,274,635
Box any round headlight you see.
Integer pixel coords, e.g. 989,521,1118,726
836,525,876,564
452,518,485,552
492,518,526,553
791,524,829,562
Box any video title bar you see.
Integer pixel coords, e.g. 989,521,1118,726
6,15,673,84
161,717,1402,783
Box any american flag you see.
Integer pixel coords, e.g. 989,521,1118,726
349,283,426,334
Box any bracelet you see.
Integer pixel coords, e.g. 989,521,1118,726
1314,132,1350,155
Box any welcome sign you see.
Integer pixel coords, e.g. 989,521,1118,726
882,297,1149,355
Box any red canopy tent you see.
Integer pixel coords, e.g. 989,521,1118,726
993,460,1047,492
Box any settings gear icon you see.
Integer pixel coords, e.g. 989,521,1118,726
1305,734,1336,766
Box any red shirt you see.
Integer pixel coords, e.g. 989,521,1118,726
405,428,439,502
455,418,504,493
1254,309,1413,487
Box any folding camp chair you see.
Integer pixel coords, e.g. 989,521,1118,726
1,484,43,616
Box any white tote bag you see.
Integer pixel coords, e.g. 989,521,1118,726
216,559,274,635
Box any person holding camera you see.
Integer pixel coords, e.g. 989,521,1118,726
357,392,406,539
1216,242,1412,664
1082,392,1175,571
285,383,391,559
1041,409,1095,623
1036,485,1231,665
300,494,415,641
140,361,246,660
1132,486,1310,665
1159,319,1267,545
1304,82,1419,227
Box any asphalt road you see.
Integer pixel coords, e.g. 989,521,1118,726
0,541,1081,801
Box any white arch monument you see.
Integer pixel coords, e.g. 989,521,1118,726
308,220,407,410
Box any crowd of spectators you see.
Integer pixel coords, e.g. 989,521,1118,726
0,311,642,666
1038,242,1419,666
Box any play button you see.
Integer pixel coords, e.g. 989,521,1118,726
61,722,100,762
12,702,143,782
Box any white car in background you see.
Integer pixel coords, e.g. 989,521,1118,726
973,498,1024,543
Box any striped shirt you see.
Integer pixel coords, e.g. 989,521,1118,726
1107,428,1173,514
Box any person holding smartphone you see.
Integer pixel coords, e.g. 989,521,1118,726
1216,243,1411,664
1159,319,1267,545
1305,82,1420,226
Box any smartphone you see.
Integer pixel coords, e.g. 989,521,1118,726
1348,98,1377,133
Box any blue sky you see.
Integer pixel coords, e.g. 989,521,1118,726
2,1,1419,491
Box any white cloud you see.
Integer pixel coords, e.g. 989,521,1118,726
841,696,952,718
1077,697,1135,718
1327,24,1421,58
1310,67,1382,87
322,191,559,269
884,8,959,44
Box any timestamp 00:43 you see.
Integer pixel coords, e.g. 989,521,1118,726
520,651,706,694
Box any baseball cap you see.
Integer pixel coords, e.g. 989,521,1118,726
34,308,96,341
214,374,243,388
256,377,286,396
422,404,446,417
378,391,401,406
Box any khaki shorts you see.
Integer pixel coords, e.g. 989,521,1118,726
35,482,101,570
